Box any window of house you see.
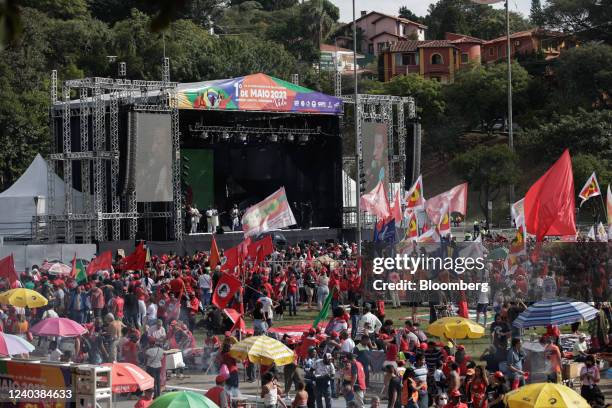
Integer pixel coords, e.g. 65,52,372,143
461,53,469,63
377,42,389,52
431,53,443,65
402,53,417,65
368,44,374,54
488,47,494,56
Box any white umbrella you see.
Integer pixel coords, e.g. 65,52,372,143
45,262,72,276
0,333,35,355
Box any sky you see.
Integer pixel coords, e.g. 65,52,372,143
332,0,532,23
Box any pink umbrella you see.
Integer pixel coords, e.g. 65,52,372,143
30,317,87,337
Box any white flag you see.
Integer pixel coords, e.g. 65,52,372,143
587,226,595,240
596,222,608,241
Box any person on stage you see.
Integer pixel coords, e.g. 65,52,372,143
231,204,241,231
189,206,201,234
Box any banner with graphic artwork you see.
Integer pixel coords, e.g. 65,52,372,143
0,360,73,407
362,121,388,192
241,187,297,237
177,73,342,115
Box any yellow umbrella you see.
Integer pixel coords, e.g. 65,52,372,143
427,316,485,339
229,335,294,366
0,288,48,308
505,382,590,408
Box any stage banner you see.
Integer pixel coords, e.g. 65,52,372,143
362,121,388,191
0,360,73,407
241,187,297,237
177,73,342,115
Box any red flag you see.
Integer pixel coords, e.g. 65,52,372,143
209,236,221,270
238,237,251,260
437,203,451,235
405,175,425,210
247,235,273,260
0,254,18,285
390,190,402,224
119,242,147,271
212,272,242,309
525,149,576,241
406,211,418,240
86,251,112,276
221,246,240,274
359,181,391,219
425,183,468,224
306,249,313,266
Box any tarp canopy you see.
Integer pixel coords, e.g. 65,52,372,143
0,154,86,237
177,73,343,115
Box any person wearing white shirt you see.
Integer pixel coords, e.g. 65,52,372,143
48,340,62,361
198,271,212,306
314,353,335,408
42,306,59,319
339,331,355,354
147,319,166,342
258,296,274,322
358,304,382,334
146,300,158,327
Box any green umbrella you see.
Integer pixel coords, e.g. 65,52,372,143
151,391,219,408
487,247,509,260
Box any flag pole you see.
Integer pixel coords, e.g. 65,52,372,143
352,0,362,272
506,0,515,202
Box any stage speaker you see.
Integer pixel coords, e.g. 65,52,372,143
215,226,225,234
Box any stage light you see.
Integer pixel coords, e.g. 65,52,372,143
298,134,309,143
269,134,278,142
238,133,247,143
222,132,230,141
285,133,294,142
202,131,209,139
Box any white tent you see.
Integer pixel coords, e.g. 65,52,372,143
0,154,86,237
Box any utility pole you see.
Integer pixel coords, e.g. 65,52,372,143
506,0,515,202
352,0,361,268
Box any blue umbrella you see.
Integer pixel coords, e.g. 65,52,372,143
512,298,599,328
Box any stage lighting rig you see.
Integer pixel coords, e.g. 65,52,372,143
269,134,278,142
286,133,294,142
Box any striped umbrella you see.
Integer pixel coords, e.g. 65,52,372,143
512,298,599,328
0,333,36,356
229,335,295,366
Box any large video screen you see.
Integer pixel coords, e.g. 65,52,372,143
134,112,173,202
362,121,388,191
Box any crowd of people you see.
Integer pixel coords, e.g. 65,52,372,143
0,236,609,408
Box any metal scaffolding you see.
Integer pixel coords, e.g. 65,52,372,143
44,74,180,243
341,94,416,228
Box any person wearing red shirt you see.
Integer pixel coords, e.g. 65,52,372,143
444,390,468,408
288,275,298,316
121,335,140,365
206,375,231,408
134,388,154,408
168,273,185,298
110,294,125,320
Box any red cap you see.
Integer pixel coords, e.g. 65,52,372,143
215,375,226,384
450,390,462,397
494,371,505,379
330,331,339,338
457,345,465,350
419,343,428,350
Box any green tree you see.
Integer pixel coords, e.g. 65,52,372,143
398,6,424,24
543,0,612,43
572,153,611,196
21,0,88,19
444,61,530,132
452,144,520,224
554,43,612,110
517,109,612,162
530,0,544,26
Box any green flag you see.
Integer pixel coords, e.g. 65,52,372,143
313,288,334,328
71,256,87,284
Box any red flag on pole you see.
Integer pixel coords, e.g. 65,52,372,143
390,189,402,224
359,181,391,219
86,251,113,276
119,242,147,271
0,254,18,285
209,236,221,270
212,272,242,309
221,246,240,274
524,149,576,241
247,235,273,260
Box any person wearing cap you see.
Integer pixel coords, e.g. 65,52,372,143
488,372,508,408
313,353,335,408
134,388,154,408
573,334,589,361
205,375,231,408
443,390,468,408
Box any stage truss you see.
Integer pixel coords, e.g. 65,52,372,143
341,94,416,228
37,67,183,243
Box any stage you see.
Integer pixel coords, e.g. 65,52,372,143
98,227,345,256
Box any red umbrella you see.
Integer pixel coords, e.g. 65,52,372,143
30,317,87,337
102,363,154,393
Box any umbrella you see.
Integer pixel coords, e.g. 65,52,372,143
45,262,72,276
505,382,590,408
0,333,35,356
102,362,154,393
0,288,48,308
427,317,485,339
512,298,599,328
30,317,87,337
151,391,219,408
229,335,295,366
487,247,509,260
